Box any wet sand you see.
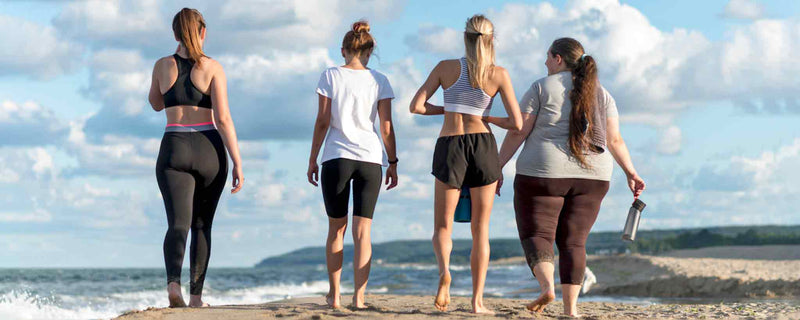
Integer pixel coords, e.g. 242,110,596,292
115,294,800,320
115,245,800,319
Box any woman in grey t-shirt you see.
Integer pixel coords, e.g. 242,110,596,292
497,38,646,317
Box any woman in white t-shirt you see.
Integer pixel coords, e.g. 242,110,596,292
307,21,398,310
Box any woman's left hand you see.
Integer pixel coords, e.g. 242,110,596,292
627,173,645,199
231,165,244,194
385,164,398,190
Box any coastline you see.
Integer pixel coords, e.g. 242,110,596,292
114,245,800,319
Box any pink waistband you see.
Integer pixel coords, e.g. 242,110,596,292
166,122,214,127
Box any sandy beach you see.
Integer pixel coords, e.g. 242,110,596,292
115,245,800,319
115,294,800,320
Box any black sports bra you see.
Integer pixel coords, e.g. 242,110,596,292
163,54,212,109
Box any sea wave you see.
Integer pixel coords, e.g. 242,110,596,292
0,281,332,320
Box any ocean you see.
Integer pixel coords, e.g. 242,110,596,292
0,264,649,320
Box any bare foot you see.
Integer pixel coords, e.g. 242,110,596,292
526,289,555,313
167,283,186,308
188,294,209,308
472,302,495,315
434,272,451,312
562,313,582,318
326,293,341,309
352,293,367,309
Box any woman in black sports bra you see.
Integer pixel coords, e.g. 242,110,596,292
147,8,244,308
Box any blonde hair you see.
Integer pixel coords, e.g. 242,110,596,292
172,8,207,65
342,20,375,56
463,15,495,89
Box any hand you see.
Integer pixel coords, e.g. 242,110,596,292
385,164,398,190
307,161,319,187
495,175,503,196
627,173,645,199
231,165,244,194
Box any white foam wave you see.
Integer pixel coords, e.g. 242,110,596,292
0,281,333,320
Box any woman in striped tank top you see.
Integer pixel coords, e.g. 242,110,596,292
409,14,523,315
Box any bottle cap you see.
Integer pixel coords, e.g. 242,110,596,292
632,199,646,211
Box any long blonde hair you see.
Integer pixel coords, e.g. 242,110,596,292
172,8,207,65
463,15,495,89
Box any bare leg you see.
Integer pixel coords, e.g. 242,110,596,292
526,262,556,313
562,284,582,317
325,217,348,309
167,282,186,308
432,179,459,311
468,182,496,315
352,216,373,309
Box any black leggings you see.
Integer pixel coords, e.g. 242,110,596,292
513,175,609,285
156,130,227,295
321,158,382,219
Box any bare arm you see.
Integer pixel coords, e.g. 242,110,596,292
498,113,536,169
494,112,536,195
307,94,331,186
210,62,243,194
484,68,523,131
409,62,445,115
378,98,398,190
606,116,645,198
148,59,165,111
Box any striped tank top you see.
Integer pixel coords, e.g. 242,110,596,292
443,57,494,117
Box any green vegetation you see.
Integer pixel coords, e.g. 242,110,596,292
255,225,800,267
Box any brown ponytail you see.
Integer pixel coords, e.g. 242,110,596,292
172,8,207,65
342,20,375,56
549,38,598,168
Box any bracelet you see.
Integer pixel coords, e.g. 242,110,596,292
388,158,399,164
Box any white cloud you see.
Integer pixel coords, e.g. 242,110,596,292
0,209,52,223
405,26,463,56
0,101,68,146
722,0,765,20
65,119,159,176
54,0,167,50
0,15,83,78
657,126,682,155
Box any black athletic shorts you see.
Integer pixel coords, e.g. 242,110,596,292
431,132,501,189
321,158,383,219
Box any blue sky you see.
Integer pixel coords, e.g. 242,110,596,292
1,0,799,268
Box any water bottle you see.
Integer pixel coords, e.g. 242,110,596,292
621,199,646,242
454,188,471,223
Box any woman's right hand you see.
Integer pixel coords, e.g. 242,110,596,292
627,173,645,199
307,161,319,187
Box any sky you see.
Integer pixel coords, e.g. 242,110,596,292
0,0,799,268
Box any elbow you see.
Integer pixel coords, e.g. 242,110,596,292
315,120,330,132
216,115,234,128
409,101,425,115
608,136,624,147
511,119,523,132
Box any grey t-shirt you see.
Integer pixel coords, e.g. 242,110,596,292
516,71,619,181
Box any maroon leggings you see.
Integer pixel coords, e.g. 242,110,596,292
513,175,609,285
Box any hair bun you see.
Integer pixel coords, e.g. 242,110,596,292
352,21,370,34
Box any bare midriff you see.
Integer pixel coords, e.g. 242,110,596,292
165,106,214,125
438,112,492,137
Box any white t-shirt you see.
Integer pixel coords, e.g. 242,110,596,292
316,66,395,166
